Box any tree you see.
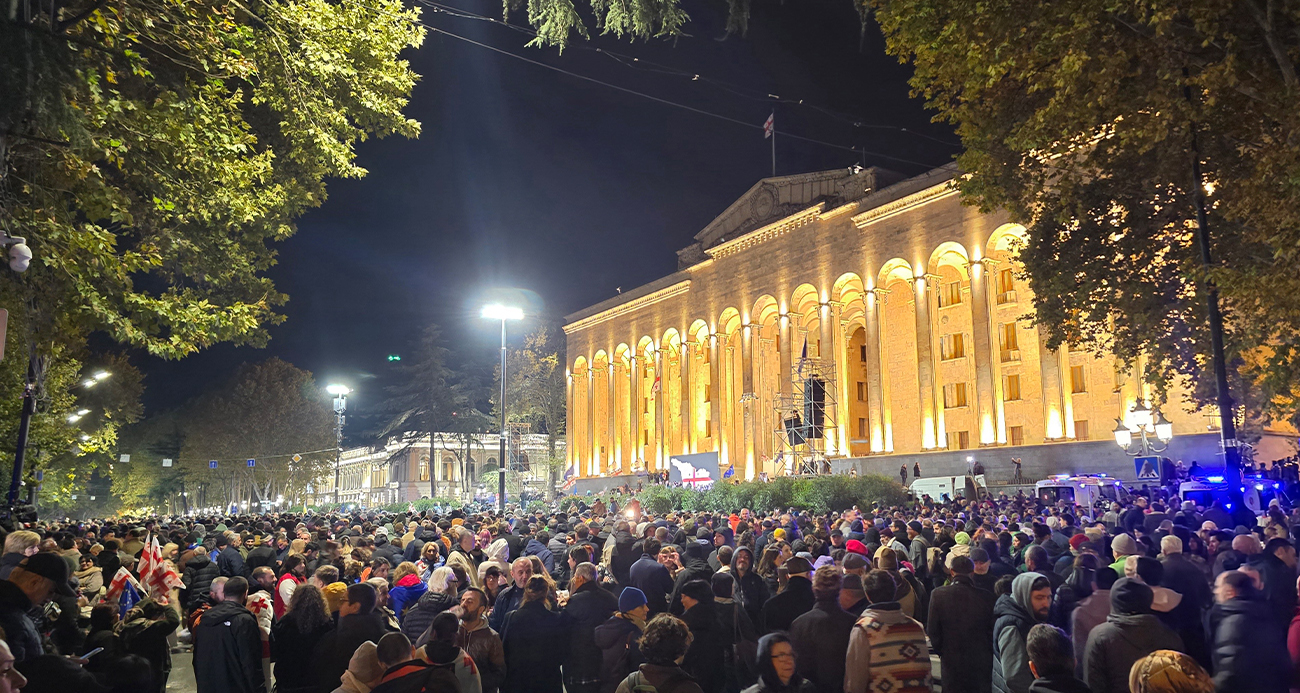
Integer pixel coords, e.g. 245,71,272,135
170,358,335,510
502,325,567,499
866,0,1300,427
1,0,425,360
376,325,492,499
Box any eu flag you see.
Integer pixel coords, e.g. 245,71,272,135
119,579,140,620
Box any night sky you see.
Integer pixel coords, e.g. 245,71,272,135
134,0,958,421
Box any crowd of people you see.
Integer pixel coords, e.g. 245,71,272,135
0,481,1291,693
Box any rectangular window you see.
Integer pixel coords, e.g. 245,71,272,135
703,384,712,403
858,418,867,438
1000,323,1019,351
943,382,969,409
996,269,1017,304
856,382,866,401
704,420,712,438
946,431,971,450
859,344,868,362
1009,425,1025,446
940,333,966,360
1070,365,1087,393
1074,420,1090,441
1003,374,1022,401
442,461,453,480
939,281,962,307
419,460,430,481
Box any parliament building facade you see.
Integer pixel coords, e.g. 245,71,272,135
562,165,1249,485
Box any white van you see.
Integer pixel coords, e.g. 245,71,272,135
910,475,987,502
1179,475,1285,516
1036,474,1130,509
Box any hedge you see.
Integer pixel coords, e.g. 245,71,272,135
635,474,907,516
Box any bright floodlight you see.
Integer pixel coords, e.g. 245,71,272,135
327,384,351,396
1113,419,1133,449
92,371,111,381
481,304,524,321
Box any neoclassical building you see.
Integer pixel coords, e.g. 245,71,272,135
562,165,1240,484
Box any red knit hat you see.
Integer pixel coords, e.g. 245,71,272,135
845,539,869,557
1069,534,1089,551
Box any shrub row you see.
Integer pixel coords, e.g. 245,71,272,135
635,474,908,516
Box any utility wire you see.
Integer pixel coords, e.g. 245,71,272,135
380,4,944,169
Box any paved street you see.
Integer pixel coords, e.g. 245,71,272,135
167,652,197,693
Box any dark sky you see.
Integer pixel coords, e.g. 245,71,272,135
134,0,957,418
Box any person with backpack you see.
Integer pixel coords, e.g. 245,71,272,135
615,613,703,693
595,588,649,693
418,612,482,693
370,631,462,693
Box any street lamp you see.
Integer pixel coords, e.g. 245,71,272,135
327,384,351,506
1113,399,1173,463
481,303,523,513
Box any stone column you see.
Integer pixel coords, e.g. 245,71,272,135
742,324,756,479
681,340,694,454
968,259,999,446
779,314,793,400
1039,333,1066,440
1060,343,1076,438
864,289,887,452
654,349,664,471
587,368,595,477
710,335,723,460
913,276,940,449
607,362,617,474
629,355,640,471
566,372,575,473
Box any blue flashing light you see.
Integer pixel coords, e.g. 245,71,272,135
1256,484,1265,490
1206,476,1224,483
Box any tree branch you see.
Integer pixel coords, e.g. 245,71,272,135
1244,0,1299,91
55,0,106,34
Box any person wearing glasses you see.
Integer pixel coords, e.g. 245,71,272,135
744,632,814,693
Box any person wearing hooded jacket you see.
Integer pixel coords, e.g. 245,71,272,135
668,537,715,616
742,632,816,693
1210,569,1289,693
993,573,1053,693
1082,578,1182,693
387,562,428,623
402,567,459,644
562,562,620,693
478,538,511,586
678,579,728,693
596,588,648,693
730,546,769,631
371,532,403,568
330,640,385,693
419,611,483,693
523,534,555,575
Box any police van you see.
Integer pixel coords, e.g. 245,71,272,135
1036,474,1131,509
1179,475,1286,516
910,474,987,502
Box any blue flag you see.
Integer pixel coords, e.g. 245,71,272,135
119,579,140,620
723,465,735,479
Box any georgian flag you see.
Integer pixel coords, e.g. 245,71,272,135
137,534,183,598
763,112,774,139
105,567,146,618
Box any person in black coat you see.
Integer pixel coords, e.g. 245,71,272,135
677,580,727,693
192,577,264,693
562,563,620,693
270,584,334,693
927,557,995,693
668,537,715,615
97,540,122,581
595,588,648,693
788,567,856,693
244,537,278,574
1209,570,1290,693
628,539,674,616
731,547,769,631
608,523,639,586
214,534,248,579
313,583,388,693
502,576,569,693
760,557,814,634
181,547,220,613
371,532,403,568
118,598,181,693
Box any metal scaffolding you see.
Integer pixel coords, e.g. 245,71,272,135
773,356,838,476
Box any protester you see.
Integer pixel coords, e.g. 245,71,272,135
761,557,814,633
563,562,619,693
370,631,459,693
0,554,75,663
271,584,335,693
743,632,815,693
315,583,388,693
993,573,1051,693
192,576,264,693
595,587,649,693
1126,650,1213,693
844,569,931,693
614,613,703,693
927,555,994,693
1208,569,1290,693
117,598,180,693
788,566,854,693
417,612,482,693
455,587,505,693
501,575,567,693
1023,624,1087,693
1081,578,1182,693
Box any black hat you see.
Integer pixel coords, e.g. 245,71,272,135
19,554,76,597
1110,577,1154,616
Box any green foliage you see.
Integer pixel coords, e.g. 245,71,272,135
868,0,1300,426
636,475,907,515
1,0,425,359
503,326,567,499
380,497,460,513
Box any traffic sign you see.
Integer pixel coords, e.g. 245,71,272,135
247,458,256,467
162,458,172,467
119,454,130,463
292,454,302,463
209,460,218,469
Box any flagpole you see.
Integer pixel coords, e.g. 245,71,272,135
771,119,776,177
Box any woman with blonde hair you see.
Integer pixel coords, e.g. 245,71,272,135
416,543,443,580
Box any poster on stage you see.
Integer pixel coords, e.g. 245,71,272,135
668,452,720,488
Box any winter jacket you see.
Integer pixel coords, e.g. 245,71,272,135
216,545,249,578
594,615,643,693
608,531,638,585
402,528,437,564
789,598,856,693
761,576,815,634
192,599,264,693
182,555,221,612
562,580,619,688
478,539,511,585
421,639,482,693
370,658,461,693
502,600,568,693
119,602,181,685
1068,590,1109,679
628,555,675,616
740,679,817,693
614,663,704,693
446,549,481,589
1083,613,1182,693
731,561,770,630
1026,676,1091,693
314,612,389,693
1210,597,1290,693
0,579,41,663
372,537,403,568
0,554,23,580
680,599,728,693
404,590,457,645
523,539,554,575
488,583,526,634
456,620,505,693
668,543,715,615
245,545,277,573
992,576,1043,693
927,575,994,693
1251,552,1298,629
74,566,104,598
389,573,428,622
270,612,333,693
844,602,931,693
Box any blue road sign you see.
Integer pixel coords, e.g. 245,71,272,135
209,460,218,469
247,459,256,467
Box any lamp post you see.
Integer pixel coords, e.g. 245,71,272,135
482,304,523,513
1113,400,1174,477
327,384,351,506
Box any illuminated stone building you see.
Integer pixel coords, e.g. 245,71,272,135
563,165,1260,485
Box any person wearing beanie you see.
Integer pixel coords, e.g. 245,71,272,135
789,566,855,693
677,579,725,693
873,547,919,620
844,539,869,558
761,556,815,633
1109,534,1139,575
927,555,995,693
905,521,930,572
1127,650,1212,693
1082,578,1182,693
594,588,649,693
839,573,868,617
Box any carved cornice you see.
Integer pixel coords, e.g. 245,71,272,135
563,280,691,334
706,205,824,260
852,182,960,229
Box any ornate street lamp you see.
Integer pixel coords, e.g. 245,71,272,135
1113,400,1173,459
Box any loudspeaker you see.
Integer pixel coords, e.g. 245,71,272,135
803,376,826,439
783,415,806,447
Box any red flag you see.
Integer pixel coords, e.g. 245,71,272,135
763,112,774,139
139,535,183,598
104,567,143,602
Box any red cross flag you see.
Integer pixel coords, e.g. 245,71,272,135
138,534,184,599
763,112,774,139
